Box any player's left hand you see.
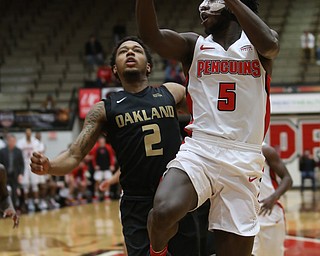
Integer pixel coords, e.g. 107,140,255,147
259,194,277,216
3,207,20,228
99,180,110,191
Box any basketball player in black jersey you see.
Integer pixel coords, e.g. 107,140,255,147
0,164,19,228
30,36,200,256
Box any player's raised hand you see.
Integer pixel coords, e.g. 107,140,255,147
30,152,50,175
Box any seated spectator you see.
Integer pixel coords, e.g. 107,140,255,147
299,150,317,192
85,34,104,70
55,108,70,124
41,94,56,111
300,30,315,63
316,32,320,65
67,160,88,204
164,59,186,84
96,63,114,87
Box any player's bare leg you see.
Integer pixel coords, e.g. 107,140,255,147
214,230,254,256
147,168,198,254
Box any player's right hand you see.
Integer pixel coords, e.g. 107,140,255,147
30,152,50,175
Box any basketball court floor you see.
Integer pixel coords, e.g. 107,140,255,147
0,190,319,256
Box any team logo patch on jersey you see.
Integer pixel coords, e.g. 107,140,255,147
248,176,258,182
153,93,163,98
200,45,215,51
240,45,253,52
116,97,127,104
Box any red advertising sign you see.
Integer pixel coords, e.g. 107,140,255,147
78,88,101,119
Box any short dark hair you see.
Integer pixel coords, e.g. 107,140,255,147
110,36,153,68
241,0,259,14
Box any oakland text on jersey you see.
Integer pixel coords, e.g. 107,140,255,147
115,105,175,128
197,59,261,78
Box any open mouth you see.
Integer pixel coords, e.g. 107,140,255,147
200,12,209,22
199,2,225,22
126,57,136,65
200,8,224,23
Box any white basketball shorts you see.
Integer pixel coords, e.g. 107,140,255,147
94,170,112,181
166,132,265,236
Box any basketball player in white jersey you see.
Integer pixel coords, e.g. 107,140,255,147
252,144,292,256
136,0,280,255
17,128,42,211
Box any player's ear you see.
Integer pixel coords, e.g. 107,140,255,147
112,65,120,80
146,63,151,76
112,65,118,76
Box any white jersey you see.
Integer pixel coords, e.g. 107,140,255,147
17,137,41,172
259,163,284,226
187,32,270,145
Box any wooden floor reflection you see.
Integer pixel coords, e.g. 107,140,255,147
0,190,319,256
0,201,124,256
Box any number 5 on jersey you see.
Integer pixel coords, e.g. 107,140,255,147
142,124,163,157
218,82,236,111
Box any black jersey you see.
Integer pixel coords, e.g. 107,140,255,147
103,86,182,196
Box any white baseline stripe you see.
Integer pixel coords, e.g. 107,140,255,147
286,235,320,243
97,251,124,256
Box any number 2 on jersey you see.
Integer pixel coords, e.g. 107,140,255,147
217,82,236,111
142,124,163,157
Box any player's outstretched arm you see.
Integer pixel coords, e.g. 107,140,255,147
225,0,279,60
31,101,107,176
136,0,197,63
259,144,293,216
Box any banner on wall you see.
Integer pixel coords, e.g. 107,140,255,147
0,109,70,130
270,93,320,114
78,88,101,119
78,87,123,119
267,117,320,162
